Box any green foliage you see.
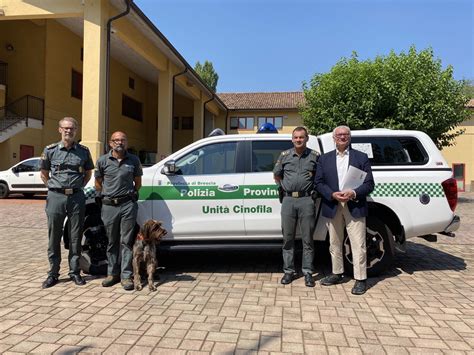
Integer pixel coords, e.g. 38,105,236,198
194,60,219,92
301,47,471,148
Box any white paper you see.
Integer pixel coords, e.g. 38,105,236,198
341,165,367,191
351,143,373,158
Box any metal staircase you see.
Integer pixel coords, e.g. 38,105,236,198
0,95,45,143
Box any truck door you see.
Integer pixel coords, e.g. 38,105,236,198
151,141,245,239
243,139,293,237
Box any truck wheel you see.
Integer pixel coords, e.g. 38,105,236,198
343,216,394,277
0,183,9,199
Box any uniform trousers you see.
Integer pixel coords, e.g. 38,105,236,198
45,190,85,277
101,200,138,279
327,202,367,280
281,196,315,275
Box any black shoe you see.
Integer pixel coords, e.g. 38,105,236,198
320,273,344,286
121,278,134,291
42,276,58,289
304,273,315,287
70,274,86,286
351,280,367,295
280,273,295,285
102,275,120,287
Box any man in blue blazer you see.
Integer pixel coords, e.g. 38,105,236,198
315,125,374,295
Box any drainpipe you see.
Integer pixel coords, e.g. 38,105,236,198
224,107,229,134
171,68,188,150
203,94,215,137
105,0,131,152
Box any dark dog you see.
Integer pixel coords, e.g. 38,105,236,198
132,220,167,291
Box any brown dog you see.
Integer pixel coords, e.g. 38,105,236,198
132,220,167,291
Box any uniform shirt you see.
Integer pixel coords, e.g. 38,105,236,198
273,147,319,193
95,151,143,198
336,148,349,190
40,142,94,189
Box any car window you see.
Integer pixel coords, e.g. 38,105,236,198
16,159,40,172
175,142,238,175
251,140,293,172
351,136,428,165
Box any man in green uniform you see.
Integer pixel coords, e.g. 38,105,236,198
40,117,94,288
273,126,319,287
95,131,142,291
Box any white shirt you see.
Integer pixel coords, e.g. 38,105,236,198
336,148,349,190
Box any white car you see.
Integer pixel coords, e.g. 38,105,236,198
0,157,47,198
82,129,460,276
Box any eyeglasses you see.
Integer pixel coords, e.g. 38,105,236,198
335,133,350,138
111,139,127,143
60,126,76,131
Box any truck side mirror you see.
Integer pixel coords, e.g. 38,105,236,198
162,160,177,175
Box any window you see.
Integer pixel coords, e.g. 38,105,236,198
257,116,283,129
230,117,254,130
175,142,237,175
129,77,135,89
173,117,180,130
15,159,40,173
351,136,428,166
251,140,293,172
181,117,194,130
71,69,83,100
122,94,143,121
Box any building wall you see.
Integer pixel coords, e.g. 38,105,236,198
173,94,194,151
0,19,162,169
226,110,302,134
0,19,46,168
0,20,46,101
108,57,157,155
441,118,474,192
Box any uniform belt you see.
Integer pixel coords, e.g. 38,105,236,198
102,195,133,206
284,191,312,198
49,188,81,195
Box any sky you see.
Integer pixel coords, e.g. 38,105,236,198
135,0,473,93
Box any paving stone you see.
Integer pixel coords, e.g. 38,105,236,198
1,196,474,353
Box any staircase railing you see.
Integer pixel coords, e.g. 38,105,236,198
0,95,44,131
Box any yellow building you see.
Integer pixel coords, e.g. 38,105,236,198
0,0,227,169
217,92,305,134
441,99,474,192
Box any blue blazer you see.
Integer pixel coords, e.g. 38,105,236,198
315,148,375,219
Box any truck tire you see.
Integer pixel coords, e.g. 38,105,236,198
0,182,9,199
343,216,394,277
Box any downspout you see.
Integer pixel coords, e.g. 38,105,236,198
225,107,229,133
203,94,215,137
105,0,131,152
172,68,188,150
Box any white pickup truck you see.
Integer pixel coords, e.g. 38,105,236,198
83,129,460,276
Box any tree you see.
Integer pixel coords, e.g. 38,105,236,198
194,60,219,92
301,47,471,148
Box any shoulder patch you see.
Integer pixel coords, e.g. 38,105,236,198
78,144,89,150
46,143,58,149
281,149,291,156
310,149,320,156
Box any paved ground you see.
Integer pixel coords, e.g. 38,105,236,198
0,193,473,354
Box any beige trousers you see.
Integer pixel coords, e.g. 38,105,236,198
327,202,367,280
